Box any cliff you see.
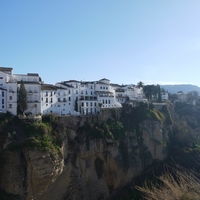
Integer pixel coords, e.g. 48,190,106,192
0,105,172,200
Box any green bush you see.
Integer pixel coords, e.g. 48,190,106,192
25,122,59,153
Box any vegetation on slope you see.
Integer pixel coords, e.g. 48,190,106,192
136,166,200,200
0,113,63,154
81,119,127,141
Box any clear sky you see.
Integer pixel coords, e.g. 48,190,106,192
1,0,200,86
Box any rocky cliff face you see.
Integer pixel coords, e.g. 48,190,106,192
0,108,170,200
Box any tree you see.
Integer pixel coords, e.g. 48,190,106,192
144,85,154,100
157,84,162,103
137,81,144,88
169,93,178,102
74,97,78,112
187,91,199,103
17,80,27,114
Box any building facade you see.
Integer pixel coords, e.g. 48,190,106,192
0,67,147,116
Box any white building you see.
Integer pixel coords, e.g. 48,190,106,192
113,83,147,104
94,78,121,109
56,81,79,115
161,92,169,101
0,67,42,115
177,91,187,102
0,67,149,116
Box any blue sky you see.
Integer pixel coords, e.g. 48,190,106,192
1,0,200,86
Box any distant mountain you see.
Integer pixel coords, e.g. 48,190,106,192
161,84,200,94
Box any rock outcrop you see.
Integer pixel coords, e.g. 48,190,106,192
0,108,171,200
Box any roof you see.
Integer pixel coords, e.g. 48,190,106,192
96,81,109,85
81,81,95,84
41,84,57,90
0,67,13,71
64,80,80,83
110,83,121,87
58,82,74,88
41,84,66,91
99,78,110,81
27,73,39,77
17,81,40,85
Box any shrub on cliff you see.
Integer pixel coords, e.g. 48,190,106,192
121,103,166,132
25,122,60,153
81,119,127,141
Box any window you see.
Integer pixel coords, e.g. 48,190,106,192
94,102,96,106
50,98,53,103
106,87,108,89
46,104,48,106
46,98,48,103
103,87,105,89
58,98,60,102
86,91,87,95
9,96,12,100
82,102,84,106
9,104,12,108
34,104,37,108
46,91,48,96
100,87,102,89
2,99,4,104
91,85,93,89
103,99,104,104
91,91,93,95
0,77,3,79
108,100,111,104
2,91,4,97
69,97,71,101
90,102,92,106
69,90,71,94
86,102,88,106
76,90,78,94
2,105,4,109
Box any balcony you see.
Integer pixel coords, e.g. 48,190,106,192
80,96,97,101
